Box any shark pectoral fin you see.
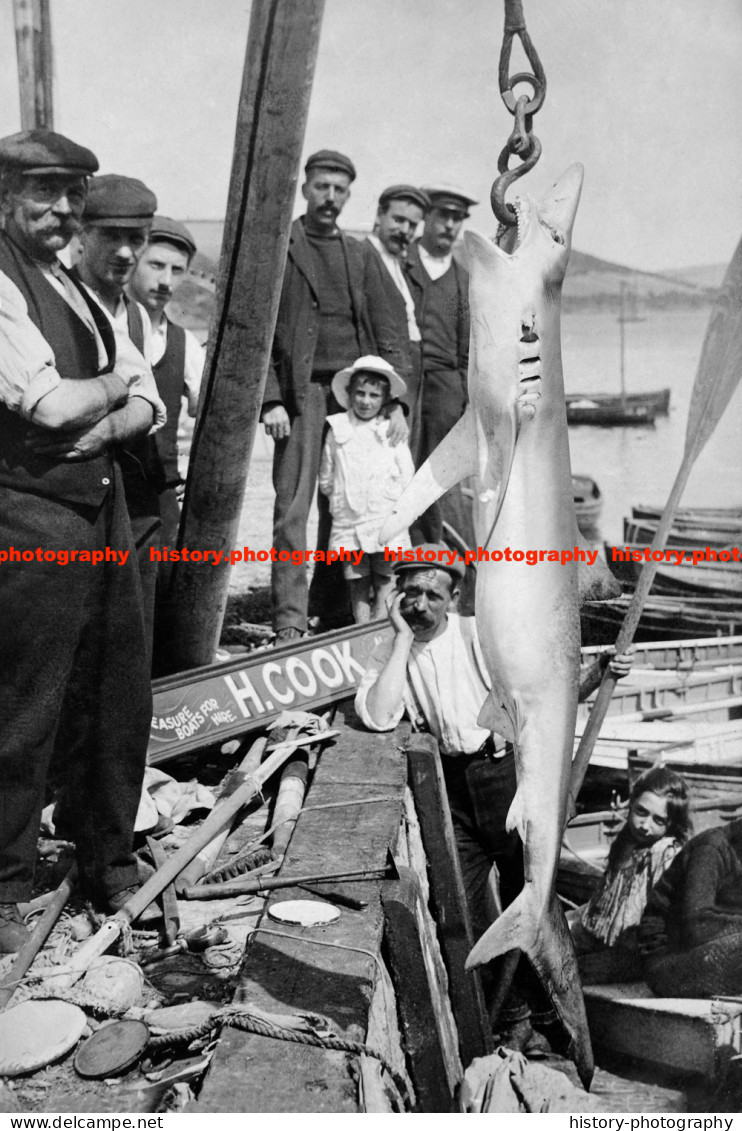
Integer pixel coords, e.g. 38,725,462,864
577,536,621,603
466,893,594,1090
476,690,516,743
379,407,478,543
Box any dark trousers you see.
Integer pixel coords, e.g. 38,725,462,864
0,472,152,902
129,509,162,673
644,931,742,998
441,748,550,1021
271,381,343,633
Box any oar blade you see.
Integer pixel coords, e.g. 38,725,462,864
684,233,742,460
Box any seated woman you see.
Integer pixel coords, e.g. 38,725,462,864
568,766,692,980
639,816,742,997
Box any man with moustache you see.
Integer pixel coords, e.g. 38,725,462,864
355,550,634,1051
76,175,163,657
127,217,203,556
406,185,476,542
363,185,429,458
261,149,406,643
0,130,161,950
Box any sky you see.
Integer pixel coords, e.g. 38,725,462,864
0,0,739,272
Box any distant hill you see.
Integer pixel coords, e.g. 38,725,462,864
170,219,719,332
660,263,728,290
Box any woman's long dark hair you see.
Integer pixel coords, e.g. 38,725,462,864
607,765,692,870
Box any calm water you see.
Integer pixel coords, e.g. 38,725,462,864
563,308,742,545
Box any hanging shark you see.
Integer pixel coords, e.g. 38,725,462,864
380,164,612,1088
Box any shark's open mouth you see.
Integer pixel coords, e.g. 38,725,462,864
498,195,567,254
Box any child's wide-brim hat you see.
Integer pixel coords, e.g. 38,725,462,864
332,355,407,409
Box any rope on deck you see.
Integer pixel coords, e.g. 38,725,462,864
148,1007,413,1110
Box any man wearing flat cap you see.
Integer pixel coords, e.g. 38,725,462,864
406,185,476,543
363,185,429,459
75,174,166,661
356,551,634,1053
128,217,205,665
261,148,407,643
0,130,161,951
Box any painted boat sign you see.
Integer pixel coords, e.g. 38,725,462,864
149,622,392,763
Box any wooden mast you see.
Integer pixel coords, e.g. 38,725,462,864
618,279,627,407
13,0,54,129
165,0,325,671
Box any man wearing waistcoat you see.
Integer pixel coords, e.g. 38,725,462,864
362,184,429,462
406,185,475,544
128,216,202,544
0,131,162,951
260,149,407,643
75,175,162,663
127,217,204,673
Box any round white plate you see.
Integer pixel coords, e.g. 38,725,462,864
268,899,340,926
0,999,87,1076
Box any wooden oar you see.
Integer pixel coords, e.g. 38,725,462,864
55,726,334,988
0,865,77,1011
569,234,742,818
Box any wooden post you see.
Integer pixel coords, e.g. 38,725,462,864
406,734,493,1064
166,0,325,670
13,0,54,130
382,867,458,1113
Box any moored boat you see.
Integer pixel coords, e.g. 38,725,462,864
581,633,742,669
581,593,742,645
566,398,657,426
632,503,742,530
566,388,670,414
605,542,742,596
624,516,742,550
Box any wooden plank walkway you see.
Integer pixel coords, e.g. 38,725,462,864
194,704,407,1113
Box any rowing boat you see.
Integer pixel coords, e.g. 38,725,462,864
624,517,741,550
566,398,657,427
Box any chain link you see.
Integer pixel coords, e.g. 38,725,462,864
491,0,547,226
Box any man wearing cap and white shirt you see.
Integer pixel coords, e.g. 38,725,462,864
363,185,429,459
0,130,161,950
406,185,476,543
355,551,634,1051
75,174,164,659
128,218,204,558
260,148,407,643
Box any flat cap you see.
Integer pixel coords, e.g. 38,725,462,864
83,174,157,227
0,129,98,176
148,215,197,257
378,184,430,212
392,542,466,582
304,149,356,182
422,183,479,211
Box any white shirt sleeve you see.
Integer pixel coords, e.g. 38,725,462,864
354,637,408,732
109,327,167,432
0,271,62,419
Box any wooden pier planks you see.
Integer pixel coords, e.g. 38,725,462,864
195,708,407,1112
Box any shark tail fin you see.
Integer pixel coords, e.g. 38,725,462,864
466,890,594,1090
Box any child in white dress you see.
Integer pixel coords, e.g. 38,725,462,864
319,356,414,623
